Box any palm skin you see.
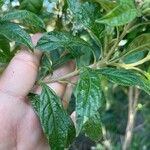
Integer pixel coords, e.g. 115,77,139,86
0,34,75,150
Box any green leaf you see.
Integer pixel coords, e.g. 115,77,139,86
0,36,11,63
67,0,104,43
75,68,104,133
96,4,138,26
83,111,102,141
28,93,40,113
2,10,45,32
30,84,76,150
0,0,3,7
19,0,43,14
122,50,148,64
97,68,150,95
118,0,135,7
76,46,92,68
67,0,101,28
0,22,33,49
36,31,92,53
52,53,78,70
0,52,8,63
0,36,10,55
93,0,117,12
126,33,150,54
38,54,52,80
141,0,150,16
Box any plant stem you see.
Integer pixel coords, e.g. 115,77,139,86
127,21,150,33
44,53,150,84
43,22,136,84
105,25,129,61
105,20,136,62
44,59,106,84
44,69,79,84
122,87,139,150
102,125,112,150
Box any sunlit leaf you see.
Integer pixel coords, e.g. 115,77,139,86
96,4,138,26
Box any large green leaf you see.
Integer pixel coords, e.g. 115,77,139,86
96,4,138,26
19,0,43,14
97,68,150,95
30,84,76,150
0,22,33,49
36,31,92,54
2,10,45,32
126,33,150,54
75,68,104,133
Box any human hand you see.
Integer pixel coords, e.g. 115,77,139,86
0,34,75,150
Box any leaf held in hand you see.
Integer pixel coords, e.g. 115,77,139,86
30,84,76,150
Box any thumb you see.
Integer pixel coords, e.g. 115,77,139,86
0,51,42,98
0,34,43,98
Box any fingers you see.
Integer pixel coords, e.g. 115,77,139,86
31,33,43,46
0,51,41,98
0,33,43,98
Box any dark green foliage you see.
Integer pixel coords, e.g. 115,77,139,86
1,0,150,149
